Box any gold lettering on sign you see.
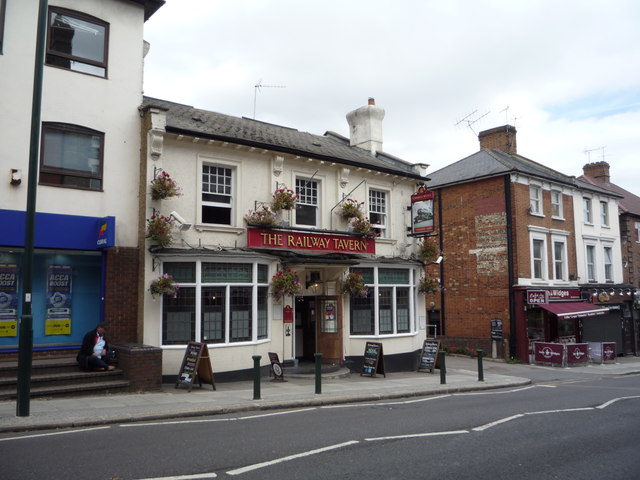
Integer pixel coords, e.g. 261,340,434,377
260,232,283,246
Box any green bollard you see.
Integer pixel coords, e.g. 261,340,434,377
439,351,446,385
477,349,484,382
314,353,323,394
252,355,261,400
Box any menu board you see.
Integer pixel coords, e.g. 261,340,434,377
361,341,385,377
418,339,440,373
268,351,285,381
175,342,216,391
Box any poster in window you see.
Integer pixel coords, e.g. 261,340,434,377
45,265,72,335
411,187,435,235
0,264,19,337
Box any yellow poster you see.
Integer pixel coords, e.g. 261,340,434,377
0,320,18,337
45,319,71,335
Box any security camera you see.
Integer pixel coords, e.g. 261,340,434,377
434,255,443,264
170,211,192,231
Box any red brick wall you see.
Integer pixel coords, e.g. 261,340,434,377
104,246,139,343
620,213,640,288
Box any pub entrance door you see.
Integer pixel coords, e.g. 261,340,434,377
316,296,343,365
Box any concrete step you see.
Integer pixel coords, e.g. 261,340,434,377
0,379,131,401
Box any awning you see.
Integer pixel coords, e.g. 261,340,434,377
539,302,609,319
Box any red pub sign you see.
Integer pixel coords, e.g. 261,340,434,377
247,228,375,254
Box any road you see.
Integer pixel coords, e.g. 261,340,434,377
2,368,640,480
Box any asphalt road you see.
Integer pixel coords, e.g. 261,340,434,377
2,371,640,480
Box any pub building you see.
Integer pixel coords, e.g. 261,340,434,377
140,97,433,380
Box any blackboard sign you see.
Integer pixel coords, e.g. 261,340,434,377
361,341,385,377
418,339,440,373
175,342,216,391
490,318,503,340
268,352,285,381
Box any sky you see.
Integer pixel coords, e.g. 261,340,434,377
142,0,640,193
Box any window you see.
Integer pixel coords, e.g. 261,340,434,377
583,198,593,224
162,261,269,345
603,246,613,282
600,201,609,227
586,244,596,282
40,123,104,190
46,7,108,77
349,267,415,336
532,238,546,280
553,240,567,281
368,189,388,238
529,186,542,215
551,190,563,218
636,222,640,243
202,164,233,225
0,0,7,54
295,177,318,227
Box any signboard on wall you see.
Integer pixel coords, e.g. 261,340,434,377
0,264,19,337
247,228,375,254
411,187,435,235
45,265,72,335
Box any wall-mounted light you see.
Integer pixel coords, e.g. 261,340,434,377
609,289,615,296
593,289,598,297
169,211,192,231
10,169,21,186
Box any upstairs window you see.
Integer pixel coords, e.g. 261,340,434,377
583,198,593,224
551,190,563,218
600,201,609,227
603,246,613,282
368,189,388,238
636,222,640,243
46,7,108,77
532,238,546,280
295,177,319,227
529,185,542,215
0,0,6,54
202,164,233,225
586,244,596,282
40,123,103,190
553,240,567,281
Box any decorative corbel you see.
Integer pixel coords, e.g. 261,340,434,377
339,167,350,188
149,130,164,160
273,155,284,177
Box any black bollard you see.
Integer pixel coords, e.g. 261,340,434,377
477,349,484,382
252,355,261,400
314,353,323,394
439,351,446,385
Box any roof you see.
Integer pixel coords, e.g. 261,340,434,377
141,97,426,180
129,0,165,21
427,148,621,198
578,175,640,216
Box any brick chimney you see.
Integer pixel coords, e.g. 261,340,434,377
582,161,610,183
478,125,517,154
346,97,385,154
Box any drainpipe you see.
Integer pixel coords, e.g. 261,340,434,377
437,189,445,336
504,176,516,360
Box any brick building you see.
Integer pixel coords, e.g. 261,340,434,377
427,125,632,362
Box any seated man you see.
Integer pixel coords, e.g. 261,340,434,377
77,323,115,371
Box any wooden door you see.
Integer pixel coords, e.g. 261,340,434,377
315,296,343,364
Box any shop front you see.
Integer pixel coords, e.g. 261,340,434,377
0,209,115,355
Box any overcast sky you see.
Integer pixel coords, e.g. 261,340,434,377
142,0,640,193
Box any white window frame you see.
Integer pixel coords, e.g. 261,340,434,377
552,237,568,281
585,243,597,283
199,156,239,227
600,201,609,227
368,188,388,238
636,222,640,243
295,176,320,228
583,197,593,224
603,244,613,282
530,233,548,280
529,185,542,215
551,189,563,219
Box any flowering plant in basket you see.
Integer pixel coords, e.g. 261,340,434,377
419,238,439,262
150,170,181,200
270,269,303,300
340,198,363,219
145,215,174,247
417,276,440,294
244,206,279,227
149,273,179,298
342,271,369,298
350,217,375,237
271,188,297,212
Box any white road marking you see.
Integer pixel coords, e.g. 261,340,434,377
473,414,524,431
365,430,469,442
455,386,537,396
526,407,594,415
597,395,640,409
134,473,217,480
0,426,109,442
321,394,452,408
226,440,360,476
238,408,316,420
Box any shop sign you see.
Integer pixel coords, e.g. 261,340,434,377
283,305,293,323
96,217,115,249
45,265,72,335
490,318,503,340
602,342,616,362
247,228,375,254
527,289,548,304
411,186,435,235
547,288,581,300
566,343,589,365
533,342,564,365
0,264,19,337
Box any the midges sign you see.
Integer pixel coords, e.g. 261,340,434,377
247,228,375,254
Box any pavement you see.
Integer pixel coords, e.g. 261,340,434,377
1,355,639,434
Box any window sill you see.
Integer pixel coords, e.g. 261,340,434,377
529,211,545,218
195,224,245,235
349,332,418,340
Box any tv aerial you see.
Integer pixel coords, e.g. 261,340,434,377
584,146,607,162
454,109,490,135
253,79,286,119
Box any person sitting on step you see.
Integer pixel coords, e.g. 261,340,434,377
77,323,115,372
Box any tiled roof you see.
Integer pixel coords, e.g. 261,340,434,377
428,148,620,197
142,97,425,180
578,175,640,216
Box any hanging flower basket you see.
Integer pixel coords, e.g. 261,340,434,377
244,206,279,227
419,238,439,262
270,269,302,300
150,170,181,200
342,271,369,298
340,198,364,219
350,217,375,237
418,276,440,294
149,273,179,298
271,187,297,212
145,215,175,247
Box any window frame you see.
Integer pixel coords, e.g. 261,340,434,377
603,245,613,282
39,122,104,191
585,243,597,283
529,185,542,215
368,188,388,238
636,222,640,243
46,7,109,78
550,189,563,219
0,0,7,55
600,201,609,227
531,234,548,280
200,161,235,226
552,238,567,281
295,177,320,228
583,197,593,224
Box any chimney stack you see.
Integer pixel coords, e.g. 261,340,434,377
346,98,385,155
478,125,517,154
583,161,610,183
